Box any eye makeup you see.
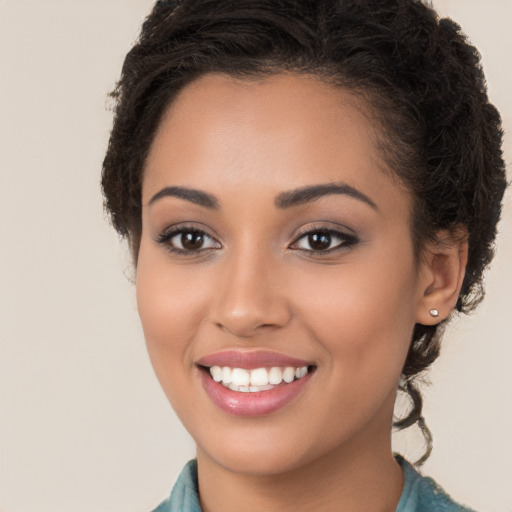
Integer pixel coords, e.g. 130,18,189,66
290,224,359,255
154,224,221,257
154,222,360,258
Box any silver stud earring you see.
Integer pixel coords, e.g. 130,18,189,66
429,308,440,317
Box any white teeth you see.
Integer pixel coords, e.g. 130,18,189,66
250,368,269,386
222,366,232,384
210,366,222,382
209,365,310,391
231,368,250,387
268,367,283,385
249,385,273,392
282,367,295,383
296,366,308,379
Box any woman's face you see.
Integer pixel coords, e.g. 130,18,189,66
137,73,429,475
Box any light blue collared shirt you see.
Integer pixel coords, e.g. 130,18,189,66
152,457,476,512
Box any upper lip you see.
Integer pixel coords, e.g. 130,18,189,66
196,350,314,370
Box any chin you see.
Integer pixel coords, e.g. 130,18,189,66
201,442,313,477
192,416,348,477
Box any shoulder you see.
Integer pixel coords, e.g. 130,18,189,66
396,456,477,512
151,460,202,512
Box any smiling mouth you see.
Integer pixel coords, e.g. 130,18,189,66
202,365,316,393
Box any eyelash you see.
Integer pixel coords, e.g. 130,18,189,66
155,225,220,256
291,225,359,254
155,224,359,256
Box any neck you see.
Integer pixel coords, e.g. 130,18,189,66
196,423,403,512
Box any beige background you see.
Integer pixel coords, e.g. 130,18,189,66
0,1,510,511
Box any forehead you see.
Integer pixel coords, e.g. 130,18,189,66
143,72,410,213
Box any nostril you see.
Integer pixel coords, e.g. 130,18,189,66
214,317,274,339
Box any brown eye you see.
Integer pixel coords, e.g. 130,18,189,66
308,232,332,251
181,231,205,250
156,227,221,254
292,228,358,253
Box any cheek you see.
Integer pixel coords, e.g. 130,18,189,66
136,242,212,336
286,265,417,444
137,268,193,348
293,257,417,379
135,249,209,403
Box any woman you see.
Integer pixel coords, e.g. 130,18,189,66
102,0,507,510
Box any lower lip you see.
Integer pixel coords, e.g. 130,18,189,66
199,370,313,417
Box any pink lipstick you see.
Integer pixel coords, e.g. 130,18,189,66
197,350,315,417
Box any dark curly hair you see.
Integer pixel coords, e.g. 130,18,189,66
101,0,507,462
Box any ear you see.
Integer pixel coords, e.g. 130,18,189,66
415,229,468,325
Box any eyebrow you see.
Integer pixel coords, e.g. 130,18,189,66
275,182,378,210
148,181,377,211
148,186,220,209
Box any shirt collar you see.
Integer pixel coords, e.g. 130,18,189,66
156,456,427,512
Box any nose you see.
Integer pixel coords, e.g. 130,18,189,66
210,249,292,339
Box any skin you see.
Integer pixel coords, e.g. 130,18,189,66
136,73,467,512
